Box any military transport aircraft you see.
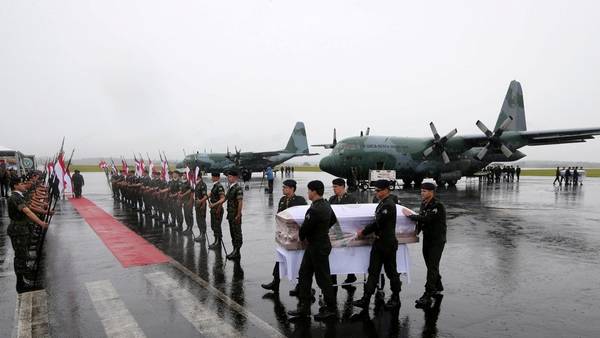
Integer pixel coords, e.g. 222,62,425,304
177,122,317,174
315,81,600,188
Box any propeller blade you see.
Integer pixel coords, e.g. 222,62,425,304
444,128,458,140
441,151,450,164
500,144,513,158
423,146,435,157
498,116,514,131
429,122,440,140
476,120,493,138
476,144,490,160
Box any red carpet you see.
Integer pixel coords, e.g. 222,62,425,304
69,197,169,267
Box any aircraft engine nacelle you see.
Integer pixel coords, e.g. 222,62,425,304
439,170,463,182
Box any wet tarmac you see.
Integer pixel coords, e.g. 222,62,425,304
1,172,600,337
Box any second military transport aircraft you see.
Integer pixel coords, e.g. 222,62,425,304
316,81,600,188
178,122,316,175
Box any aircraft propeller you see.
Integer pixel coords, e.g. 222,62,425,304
422,122,457,164
474,116,514,160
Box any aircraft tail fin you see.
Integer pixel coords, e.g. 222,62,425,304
283,122,309,154
494,80,527,132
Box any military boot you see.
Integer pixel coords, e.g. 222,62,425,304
415,292,432,308
194,232,206,242
287,302,311,318
261,279,280,293
226,247,240,260
384,293,401,310
314,305,337,321
208,237,222,250
352,293,372,309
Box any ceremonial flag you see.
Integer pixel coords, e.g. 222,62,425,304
64,167,73,193
162,159,170,182
122,159,128,174
148,159,154,177
54,153,66,193
99,160,107,169
194,166,200,187
140,157,145,175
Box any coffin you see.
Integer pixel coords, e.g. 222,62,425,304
275,203,418,250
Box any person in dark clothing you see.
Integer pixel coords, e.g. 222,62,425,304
287,180,338,321
352,180,403,310
328,178,358,289
553,167,561,185
208,172,226,250
516,166,521,182
7,178,48,293
573,167,579,185
71,169,84,198
565,167,572,185
403,182,447,308
0,163,9,197
261,179,307,293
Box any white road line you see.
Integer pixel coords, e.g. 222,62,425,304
145,271,241,338
16,290,49,338
85,280,147,338
169,259,286,338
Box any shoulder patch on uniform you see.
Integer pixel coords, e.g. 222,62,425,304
431,208,438,214
382,209,388,214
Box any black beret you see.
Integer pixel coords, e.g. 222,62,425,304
282,179,297,189
307,180,325,195
373,179,391,190
9,177,25,189
211,172,220,177
421,182,436,191
228,170,239,177
332,178,346,186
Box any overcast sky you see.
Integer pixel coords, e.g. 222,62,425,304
1,0,600,163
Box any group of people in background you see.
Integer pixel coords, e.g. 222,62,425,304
553,166,585,186
480,165,521,183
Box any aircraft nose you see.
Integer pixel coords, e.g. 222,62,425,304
319,156,336,174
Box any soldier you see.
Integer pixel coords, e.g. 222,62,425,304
261,179,307,293
328,178,358,289
225,170,244,260
565,167,572,185
403,182,447,308
7,177,48,293
169,171,184,229
553,166,561,185
287,180,338,321
353,179,403,310
180,177,195,235
573,167,579,185
1,162,10,198
71,169,84,198
208,172,226,250
516,165,521,182
157,175,171,225
194,172,209,242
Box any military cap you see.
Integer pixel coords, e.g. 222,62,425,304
307,180,324,195
211,172,220,177
421,182,436,191
282,179,297,189
373,179,391,190
228,170,239,177
332,178,346,187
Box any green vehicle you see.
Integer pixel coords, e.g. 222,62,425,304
178,122,317,175
316,81,600,188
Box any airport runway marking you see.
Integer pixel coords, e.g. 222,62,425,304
15,289,49,338
145,271,242,338
168,259,286,338
85,280,147,338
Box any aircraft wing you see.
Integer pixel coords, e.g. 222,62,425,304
517,128,600,146
460,127,600,148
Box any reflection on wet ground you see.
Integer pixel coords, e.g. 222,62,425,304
1,173,600,337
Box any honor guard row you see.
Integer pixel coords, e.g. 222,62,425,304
110,169,245,260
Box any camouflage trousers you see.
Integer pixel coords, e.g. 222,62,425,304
183,205,194,228
195,203,207,234
7,223,36,292
210,208,223,238
227,216,243,248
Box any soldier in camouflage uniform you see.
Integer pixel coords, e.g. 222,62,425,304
194,173,209,242
157,175,171,225
168,171,183,229
7,177,48,293
225,170,244,260
180,177,195,235
208,172,226,250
